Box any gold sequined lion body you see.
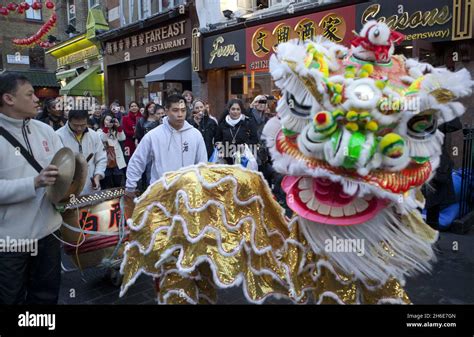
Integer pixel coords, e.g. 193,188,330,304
120,164,415,304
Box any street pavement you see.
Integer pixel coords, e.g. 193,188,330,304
59,228,474,305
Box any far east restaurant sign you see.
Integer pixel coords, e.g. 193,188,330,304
246,6,356,72
104,19,191,65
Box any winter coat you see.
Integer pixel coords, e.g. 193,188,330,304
56,123,107,195
191,115,218,159
37,114,67,131
135,117,160,143
215,115,259,164
424,118,463,207
0,113,63,239
122,111,142,157
97,127,127,170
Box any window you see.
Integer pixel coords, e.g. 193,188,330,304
88,0,99,9
25,0,42,20
139,0,152,19
29,48,45,69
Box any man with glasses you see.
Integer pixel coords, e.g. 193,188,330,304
56,109,107,195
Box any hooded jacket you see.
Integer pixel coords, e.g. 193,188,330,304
56,122,107,195
125,117,208,191
0,113,64,240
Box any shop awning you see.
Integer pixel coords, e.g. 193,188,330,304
145,57,191,83
7,71,60,88
60,65,103,96
56,68,78,80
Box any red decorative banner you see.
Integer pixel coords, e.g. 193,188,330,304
245,5,356,72
0,1,57,48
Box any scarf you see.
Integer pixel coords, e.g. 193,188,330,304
226,114,244,127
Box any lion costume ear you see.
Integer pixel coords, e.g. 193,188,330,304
389,30,405,44
417,68,474,124
423,68,474,102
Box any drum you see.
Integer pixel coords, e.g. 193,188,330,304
60,188,127,269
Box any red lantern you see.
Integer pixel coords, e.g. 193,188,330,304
46,1,54,9
17,7,25,14
0,8,9,15
32,1,42,10
7,3,18,11
20,2,30,10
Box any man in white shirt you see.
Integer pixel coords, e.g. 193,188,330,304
56,109,107,195
0,72,63,304
124,94,207,206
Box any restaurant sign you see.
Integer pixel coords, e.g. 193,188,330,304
356,0,473,42
246,6,355,72
203,30,246,69
58,46,99,67
104,19,191,65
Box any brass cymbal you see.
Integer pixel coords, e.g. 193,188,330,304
45,148,76,204
59,153,88,203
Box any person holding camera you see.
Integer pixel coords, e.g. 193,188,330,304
97,113,126,189
248,94,274,186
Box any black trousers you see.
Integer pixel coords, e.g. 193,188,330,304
0,231,61,304
426,205,441,230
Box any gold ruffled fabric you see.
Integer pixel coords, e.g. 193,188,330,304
120,164,412,304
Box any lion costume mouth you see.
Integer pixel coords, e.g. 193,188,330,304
276,130,432,195
282,176,388,225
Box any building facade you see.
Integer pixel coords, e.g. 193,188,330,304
98,0,192,107
0,0,69,100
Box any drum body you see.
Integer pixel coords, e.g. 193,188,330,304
60,188,126,269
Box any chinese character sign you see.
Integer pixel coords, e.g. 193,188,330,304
246,6,355,72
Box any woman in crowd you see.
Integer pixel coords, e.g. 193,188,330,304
135,102,162,143
121,101,142,162
190,99,217,159
135,103,165,191
88,105,103,131
215,99,259,165
182,90,194,121
36,98,67,131
97,112,127,189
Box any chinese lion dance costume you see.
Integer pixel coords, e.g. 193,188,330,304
120,21,474,304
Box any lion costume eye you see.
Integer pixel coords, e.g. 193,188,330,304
286,92,312,117
407,111,438,140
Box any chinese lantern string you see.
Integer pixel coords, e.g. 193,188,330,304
0,1,58,48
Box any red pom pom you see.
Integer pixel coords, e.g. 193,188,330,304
32,1,42,10
316,112,327,124
0,8,9,15
21,2,30,10
7,3,18,11
46,1,54,9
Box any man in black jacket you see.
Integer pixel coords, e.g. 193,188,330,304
423,117,463,230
